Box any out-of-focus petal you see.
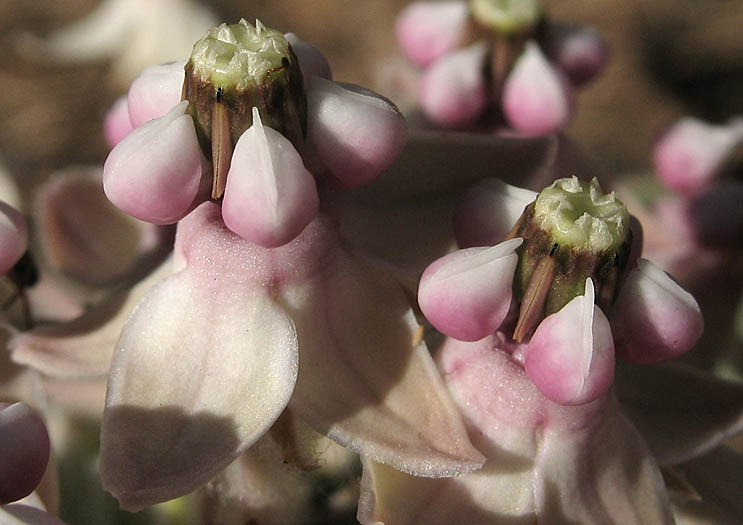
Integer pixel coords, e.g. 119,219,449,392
34,166,171,287
525,279,615,405
284,33,332,80
420,42,488,128
0,492,64,525
502,41,573,135
0,403,50,505
127,61,185,128
419,239,522,341
653,118,742,196
396,2,470,68
688,181,743,247
454,178,536,248
306,77,407,189
222,108,318,248
10,257,172,378
284,249,484,477
543,23,609,86
103,101,202,224
0,161,21,210
616,361,743,465
612,259,703,364
103,96,134,147
100,223,299,511
0,201,27,275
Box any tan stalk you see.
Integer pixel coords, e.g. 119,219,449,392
513,243,557,342
210,88,232,200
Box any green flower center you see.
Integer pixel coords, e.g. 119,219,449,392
469,0,542,35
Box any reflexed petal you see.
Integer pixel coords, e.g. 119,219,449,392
525,279,615,405
0,202,27,275
653,118,742,195
283,251,484,477
0,403,50,505
543,23,609,86
420,42,488,128
454,178,537,248
101,265,299,511
418,239,522,341
612,259,703,364
222,108,318,248
127,61,186,127
284,33,332,80
103,96,134,147
10,257,173,378
615,361,743,465
103,101,202,224
502,41,573,135
306,77,407,188
396,2,470,67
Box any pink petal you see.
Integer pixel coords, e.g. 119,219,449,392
284,33,332,80
453,178,537,248
0,201,27,276
306,78,407,189
103,101,202,224
420,42,488,128
502,41,574,135
612,258,703,364
127,61,185,128
544,24,609,86
418,238,522,341
101,259,299,510
103,95,134,147
0,403,50,505
653,117,742,195
525,278,615,405
396,1,470,68
222,108,319,248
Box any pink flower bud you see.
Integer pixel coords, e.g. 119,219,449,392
524,278,615,405
545,24,609,86
396,1,469,68
418,238,522,341
103,95,134,147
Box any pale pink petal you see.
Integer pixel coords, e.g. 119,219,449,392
222,108,318,248
0,403,50,505
283,245,484,477
284,33,332,80
653,117,742,195
100,267,298,511
34,166,171,287
503,41,574,135
525,279,615,405
103,95,134,147
103,101,202,224
420,42,488,128
0,201,27,275
396,1,470,68
306,77,407,189
544,24,609,86
454,178,537,248
418,238,522,341
612,259,703,364
10,257,173,378
127,61,185,127
616,361,743,465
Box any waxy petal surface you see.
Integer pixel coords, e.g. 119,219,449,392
419,239,522,341
306,77,407,188
222,108,318,248
525,279,615,405
421,42,488,128
396,1,470,67
103,101,202,224
0,202,27,275
101,266,298,510
503,41,573,135
127,61,186,127
612,259,703,364
103,95,134,147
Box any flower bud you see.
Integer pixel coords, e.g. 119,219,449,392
469,0,542,36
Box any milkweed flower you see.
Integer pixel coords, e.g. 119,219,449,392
103,19,406,248
396,0,608,134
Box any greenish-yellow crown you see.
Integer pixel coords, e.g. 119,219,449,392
533,176,629,253
469,0,542,35
189,19,292,91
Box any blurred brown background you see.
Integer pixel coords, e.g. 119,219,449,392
1,0,741,192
